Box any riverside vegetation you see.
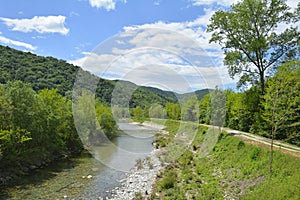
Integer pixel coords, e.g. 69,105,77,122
0,81,119,186
150,120,300,199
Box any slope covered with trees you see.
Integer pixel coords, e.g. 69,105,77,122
0,45,180,108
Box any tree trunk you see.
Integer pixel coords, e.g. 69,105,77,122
260,71,265,95
269,130,274,174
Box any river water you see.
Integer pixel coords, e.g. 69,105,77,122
0,123,157,200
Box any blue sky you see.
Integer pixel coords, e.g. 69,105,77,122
0,0,298,92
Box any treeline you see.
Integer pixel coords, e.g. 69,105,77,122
0,81,118,182
133,61,300,146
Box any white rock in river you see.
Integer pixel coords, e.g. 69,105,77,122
87,175,93,179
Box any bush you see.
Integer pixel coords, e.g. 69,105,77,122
158,171,177,191
237,141,245,150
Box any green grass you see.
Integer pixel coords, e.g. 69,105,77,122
152,120,300,199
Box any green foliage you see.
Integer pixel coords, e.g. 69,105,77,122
96,101,118,139
237,140,245,150
263,60,300,145
157,171,177,191
165,102,181,120
0,45,178,107
132,106,147,122
73,89,119,145
207,0,300,93
153,122,300,199
198,94,211,124
225,86,263,133
225,90,243,129
0,84,13,130
149,104,166,119
72,89,97,146
210,87,226,128
181,97,199,122
133,191,143,200
0,46,79,95
0,82,83,177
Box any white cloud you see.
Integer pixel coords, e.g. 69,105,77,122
89,0,127,11
0,15,69,35
68,8,236,91
69,44,231,92
154,1,160,6
0,35,36,50
122,8,220,52
191,0,239,7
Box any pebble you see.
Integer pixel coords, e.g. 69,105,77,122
87,175,93,179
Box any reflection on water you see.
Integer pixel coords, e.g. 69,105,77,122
0,123,156,200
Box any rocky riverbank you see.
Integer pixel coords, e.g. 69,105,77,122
105,147,165,200
102,121,168,200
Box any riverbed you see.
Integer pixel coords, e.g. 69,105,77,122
0,123,159,200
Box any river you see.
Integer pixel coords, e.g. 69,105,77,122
0,123,158,200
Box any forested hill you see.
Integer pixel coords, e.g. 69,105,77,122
0,45,210,106
0,45,79,94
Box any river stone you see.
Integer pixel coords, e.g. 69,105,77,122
87,175,93,179
91,167,99,172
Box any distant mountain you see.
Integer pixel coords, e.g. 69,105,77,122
178,89,213,101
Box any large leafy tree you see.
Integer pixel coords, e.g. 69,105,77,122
207,0,300,94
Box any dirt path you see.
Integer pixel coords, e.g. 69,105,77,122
199,123,300,155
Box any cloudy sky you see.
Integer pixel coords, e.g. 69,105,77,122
0,0,298,92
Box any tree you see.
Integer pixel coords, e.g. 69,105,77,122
0,84,13,130
132,106,145,122
96,101,118,139
210,87,226,132
181,97,199,122
73,89,97,146
207,0,300,94
165,102,181,120
225,90,243,129
149,104,166,119
199,94,211,124
263,60,300,173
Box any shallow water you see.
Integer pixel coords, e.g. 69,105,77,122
0,123,156,200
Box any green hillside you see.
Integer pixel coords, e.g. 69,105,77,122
0,45,181,107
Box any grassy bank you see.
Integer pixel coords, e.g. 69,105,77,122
151,120,300,199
